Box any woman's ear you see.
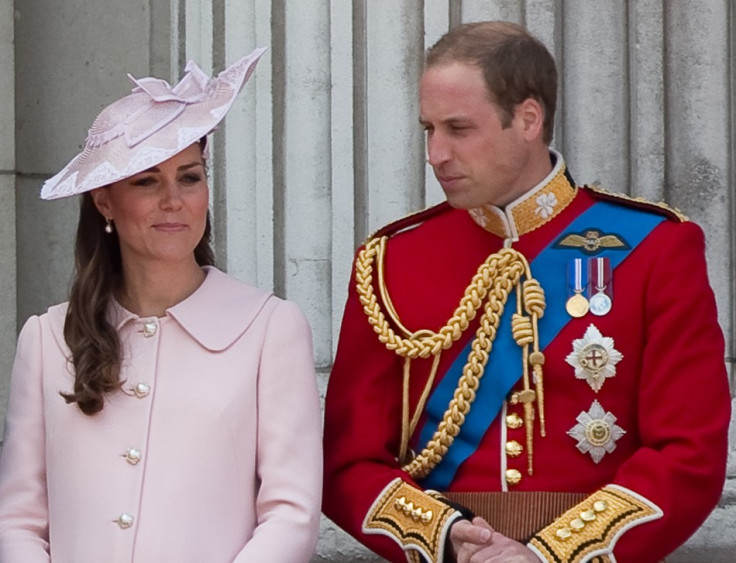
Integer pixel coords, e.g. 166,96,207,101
90,188,112,219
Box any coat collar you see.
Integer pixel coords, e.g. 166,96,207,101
468,150,577,240
108,266,274,351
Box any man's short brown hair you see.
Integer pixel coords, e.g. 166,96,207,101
426,21,558,144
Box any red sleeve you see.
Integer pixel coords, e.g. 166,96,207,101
609,220,731,560
323,255,421,562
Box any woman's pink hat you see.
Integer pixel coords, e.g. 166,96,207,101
40,47,267,200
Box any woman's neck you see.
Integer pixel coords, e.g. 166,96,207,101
117,259,207,317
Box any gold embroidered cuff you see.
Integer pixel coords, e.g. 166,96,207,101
527,485,663,562
362,478,462,563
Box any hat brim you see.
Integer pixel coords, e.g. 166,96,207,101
40,47,267,200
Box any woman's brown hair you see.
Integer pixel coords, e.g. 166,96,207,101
61,143,215,415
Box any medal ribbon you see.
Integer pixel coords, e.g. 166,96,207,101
591,257,610,292
570,258,586,293
417,201,665,490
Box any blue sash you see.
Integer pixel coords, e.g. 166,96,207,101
418,202,665,490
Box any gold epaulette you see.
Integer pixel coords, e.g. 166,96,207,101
367,202,452,243
585,185,688,222
527,484,663,562
363,478,462,562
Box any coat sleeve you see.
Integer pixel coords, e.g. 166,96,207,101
323,257,462,563
232,299,322,563
529,220,731,562
0,316,52,562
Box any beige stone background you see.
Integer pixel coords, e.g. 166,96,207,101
0,1,734,560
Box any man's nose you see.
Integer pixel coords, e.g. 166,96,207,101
426,134,450,166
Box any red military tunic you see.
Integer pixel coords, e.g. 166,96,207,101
323,156,731,563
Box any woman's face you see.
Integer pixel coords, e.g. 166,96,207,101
91,143,209,271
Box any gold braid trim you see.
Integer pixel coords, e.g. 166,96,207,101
362,478,461,562
357,236,500,359
356,236,546,480
527,485,662,563
586,184,688,222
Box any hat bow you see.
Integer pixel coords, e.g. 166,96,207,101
86,61,215,149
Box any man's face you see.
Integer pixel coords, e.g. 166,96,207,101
420,62,535,209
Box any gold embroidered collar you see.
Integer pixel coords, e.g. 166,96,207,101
469,151,577,239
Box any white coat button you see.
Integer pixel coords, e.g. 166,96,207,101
134,383,151,398
115,513,134,529
141,321,157,337
123,448,142,465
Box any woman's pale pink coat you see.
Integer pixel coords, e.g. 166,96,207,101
0,267,323,562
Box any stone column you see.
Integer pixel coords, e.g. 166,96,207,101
0,0,16,438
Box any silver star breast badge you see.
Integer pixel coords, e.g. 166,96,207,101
568,400,626,463
565,324,623,392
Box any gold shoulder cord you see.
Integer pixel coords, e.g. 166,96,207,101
356,236,547,479
586,184,689,222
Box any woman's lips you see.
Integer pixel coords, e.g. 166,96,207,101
153,222,188,232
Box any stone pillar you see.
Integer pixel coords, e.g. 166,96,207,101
0,0,16,438
14,0,152,323
275,0,333,370
3,1,734,560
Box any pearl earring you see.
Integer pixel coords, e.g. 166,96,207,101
105,218,114,234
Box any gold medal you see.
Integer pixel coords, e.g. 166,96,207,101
566,258,589,318
566,293,589,317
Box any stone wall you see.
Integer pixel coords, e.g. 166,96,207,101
2,1,734,560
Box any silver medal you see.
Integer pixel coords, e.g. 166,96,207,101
588,257,612,316
589,292,612,316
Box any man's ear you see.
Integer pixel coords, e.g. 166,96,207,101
90,188,112,219
514,98,544,142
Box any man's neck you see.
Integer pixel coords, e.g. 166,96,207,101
494,146,555,209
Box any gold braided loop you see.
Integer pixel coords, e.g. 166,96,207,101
356,235,545,480
511,314,534,346
523,278,547,438
356,237,522,359
522,279,545,318
400,264,524,479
